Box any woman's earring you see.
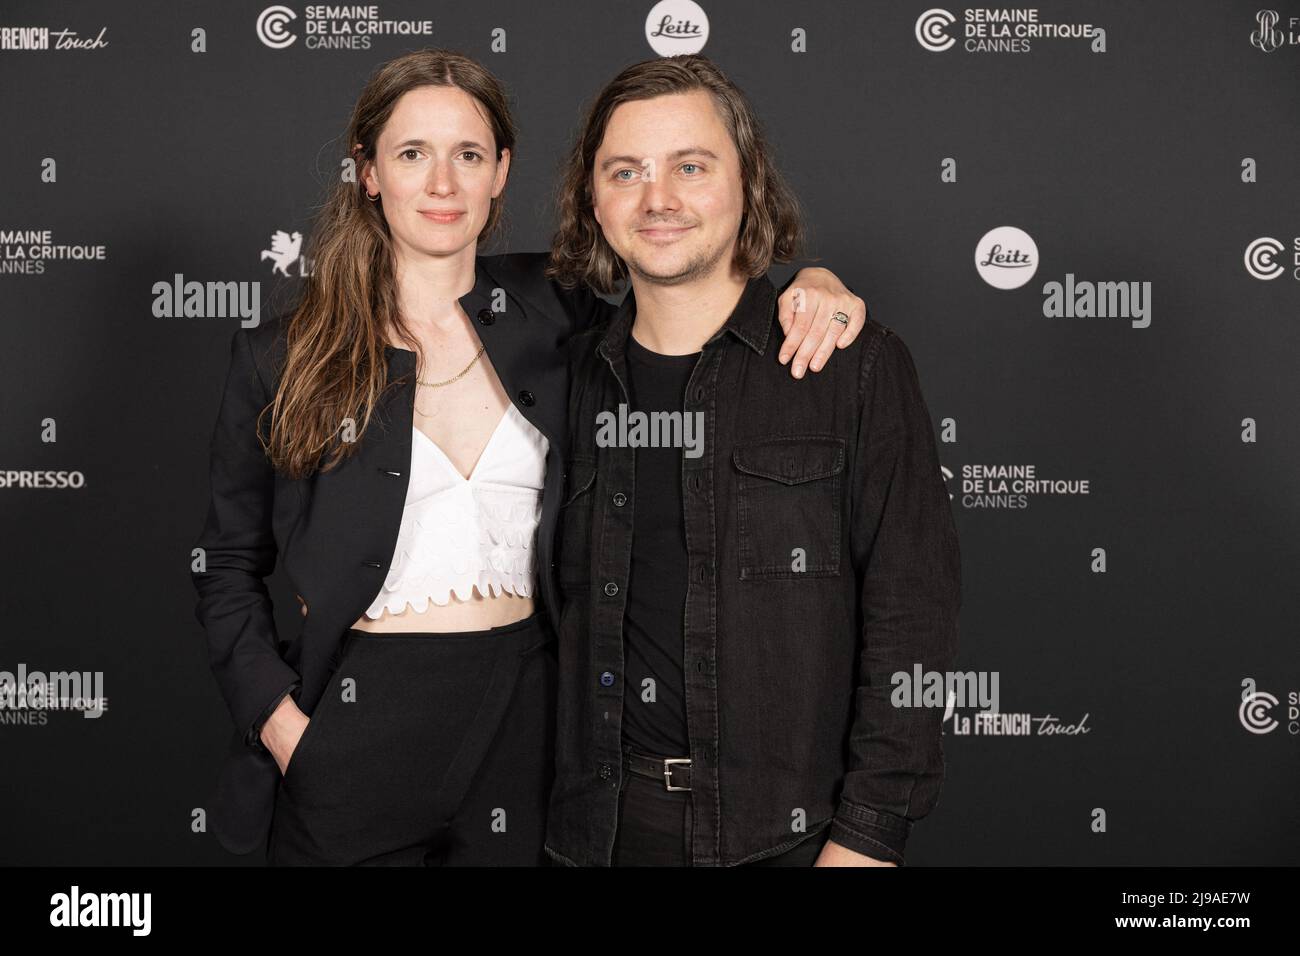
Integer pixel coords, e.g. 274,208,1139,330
366,191,379,202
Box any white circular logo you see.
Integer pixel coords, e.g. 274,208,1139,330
645,0,709,56
915,8,956,52
1244,236,1285,280
975,226,1039,289
1239,691,1279,734
257,5,297,49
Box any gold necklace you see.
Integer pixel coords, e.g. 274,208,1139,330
414,343,486,418
416,344,485,387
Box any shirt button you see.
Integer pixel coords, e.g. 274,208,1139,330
603,581,619,597
598,763,613,780
518,390,535,406
612,492,627,507
477,308,495,326
600,671,615,687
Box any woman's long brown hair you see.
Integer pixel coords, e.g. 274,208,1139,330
260,48,517,480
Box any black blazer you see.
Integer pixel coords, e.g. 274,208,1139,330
190,252,605,855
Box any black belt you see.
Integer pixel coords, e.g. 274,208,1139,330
623,749,692,791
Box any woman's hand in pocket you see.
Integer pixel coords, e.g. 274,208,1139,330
261,696,311,776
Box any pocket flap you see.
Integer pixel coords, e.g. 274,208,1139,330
561,456,597,505
733,437,845,485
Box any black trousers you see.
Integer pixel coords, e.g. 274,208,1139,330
611,751,830,867
268,612,556,866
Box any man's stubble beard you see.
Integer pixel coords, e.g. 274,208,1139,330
623,234,731,287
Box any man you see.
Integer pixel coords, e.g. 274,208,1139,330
543,55,962,867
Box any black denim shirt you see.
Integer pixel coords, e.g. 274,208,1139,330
544,273,962,866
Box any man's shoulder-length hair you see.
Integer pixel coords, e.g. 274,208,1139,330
546,55,806,295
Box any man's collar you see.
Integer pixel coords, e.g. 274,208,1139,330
597,272,777,362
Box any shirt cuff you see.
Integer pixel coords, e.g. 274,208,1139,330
828,799,913,865
244,681,300,752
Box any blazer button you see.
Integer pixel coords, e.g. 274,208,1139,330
600,671,615,687
518,390,535,406
612,492,627,507
603,581,619,597
477,308,495,326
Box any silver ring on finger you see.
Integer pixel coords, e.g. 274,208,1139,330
830,311,849,326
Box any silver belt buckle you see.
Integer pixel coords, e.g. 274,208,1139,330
662,757,691,791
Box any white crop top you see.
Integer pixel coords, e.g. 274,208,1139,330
361,402,550,618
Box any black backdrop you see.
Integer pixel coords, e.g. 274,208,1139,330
1,0,1297,865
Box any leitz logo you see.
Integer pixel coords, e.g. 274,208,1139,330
644,0,709,56
974,226,1038,289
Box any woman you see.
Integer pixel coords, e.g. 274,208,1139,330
191,48,866,866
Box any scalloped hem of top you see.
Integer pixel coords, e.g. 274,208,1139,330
361,577,535,619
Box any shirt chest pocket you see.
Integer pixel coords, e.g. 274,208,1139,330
733,436,845,579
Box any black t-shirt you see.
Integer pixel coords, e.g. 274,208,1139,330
620,332,699,757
